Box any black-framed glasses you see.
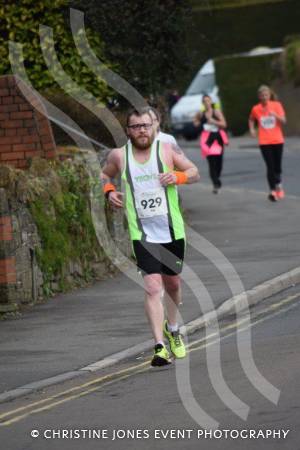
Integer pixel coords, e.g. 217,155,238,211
127,123,153,131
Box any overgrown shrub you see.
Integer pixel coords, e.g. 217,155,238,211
27,157,105,294
0,0,113,102
284,35,300,86
215,53,279,135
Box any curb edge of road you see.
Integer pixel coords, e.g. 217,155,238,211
1,266,300,404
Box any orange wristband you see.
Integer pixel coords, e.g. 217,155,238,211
103,183,116,196
173,171,188,185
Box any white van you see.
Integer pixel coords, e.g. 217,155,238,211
171,47,282,140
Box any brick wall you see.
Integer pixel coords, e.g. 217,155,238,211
0,75,56,169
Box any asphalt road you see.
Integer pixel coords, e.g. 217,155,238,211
180,136,300,197
1,136,300,395
1,285,300,450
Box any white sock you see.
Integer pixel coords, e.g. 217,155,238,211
156,341,165,347
167,322,179,333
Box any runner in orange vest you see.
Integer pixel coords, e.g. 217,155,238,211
249,85,287,202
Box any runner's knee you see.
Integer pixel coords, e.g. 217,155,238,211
144,275,163,297
163,275,180,294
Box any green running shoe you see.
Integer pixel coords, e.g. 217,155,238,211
151,344,171,367
163,320,186,358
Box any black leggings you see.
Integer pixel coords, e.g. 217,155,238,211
207,153,223,188
260,144,283,190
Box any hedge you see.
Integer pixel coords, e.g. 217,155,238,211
214,53,279,135
184,0,300,94
284,35,300,85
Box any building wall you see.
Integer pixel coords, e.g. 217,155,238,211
0,75,56,169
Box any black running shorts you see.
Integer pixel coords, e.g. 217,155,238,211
132,239,185,276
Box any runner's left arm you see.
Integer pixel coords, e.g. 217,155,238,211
208,109,227,129
269,103,287,124
159,144,200,186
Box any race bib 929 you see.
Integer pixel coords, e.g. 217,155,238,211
135,188,168,219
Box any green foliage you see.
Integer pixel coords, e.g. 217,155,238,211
215,53,279,135
0,0,113,101
284,35,300,85
71,0,191,98
183,0,300,94
29,160,101,295
190,0,286,10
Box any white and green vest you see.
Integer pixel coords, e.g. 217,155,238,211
121,141,185,243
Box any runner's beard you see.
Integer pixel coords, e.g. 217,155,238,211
130,131,155,150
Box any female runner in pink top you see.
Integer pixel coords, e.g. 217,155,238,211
194,94,228,194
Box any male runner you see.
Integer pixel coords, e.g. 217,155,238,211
102,107,200,366
147,106,178,145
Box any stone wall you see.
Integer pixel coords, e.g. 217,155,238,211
0,158,130,317
0,188,43,314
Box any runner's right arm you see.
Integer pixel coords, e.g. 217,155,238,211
193,111,202,126
248,108,257,138
101,148,124,208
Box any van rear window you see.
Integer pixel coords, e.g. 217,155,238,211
186,73,215,95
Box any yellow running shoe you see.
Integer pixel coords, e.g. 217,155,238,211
163,320,186,358
151,344,171,367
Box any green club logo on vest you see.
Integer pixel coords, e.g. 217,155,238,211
134,173,159,183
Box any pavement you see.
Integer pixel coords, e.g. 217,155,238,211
0,136,300,402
